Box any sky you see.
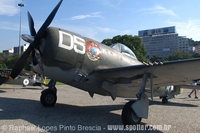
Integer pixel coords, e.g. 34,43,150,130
1,0,200,51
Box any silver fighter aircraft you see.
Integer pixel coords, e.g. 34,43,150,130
0,69,44,87
1,0,200,125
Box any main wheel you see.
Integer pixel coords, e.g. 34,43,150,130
122,100,142,125
40,89,57,107
162,97,168,104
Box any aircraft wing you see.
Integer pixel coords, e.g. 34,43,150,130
0,69,34,85
176,85,200,89
20,70,34,77
90,58,200,88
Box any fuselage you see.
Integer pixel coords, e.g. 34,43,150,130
32,27,145,97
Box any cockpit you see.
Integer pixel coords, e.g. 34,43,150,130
109,43,137,59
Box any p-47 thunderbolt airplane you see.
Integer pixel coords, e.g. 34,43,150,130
1,0,200,125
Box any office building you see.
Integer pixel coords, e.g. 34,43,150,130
138,26,193,58
3,48,14,56
2,44,29,56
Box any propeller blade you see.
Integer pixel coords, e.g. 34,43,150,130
9,45,32,79
27,11,36,36
36,0,63,40
8,0,63,81
0,76,9,85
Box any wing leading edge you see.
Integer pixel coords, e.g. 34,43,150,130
90,58,200,88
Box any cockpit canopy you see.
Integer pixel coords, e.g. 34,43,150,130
109,43,137,59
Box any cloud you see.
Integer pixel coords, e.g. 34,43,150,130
139,5,176,16
167,19,200,40
101,0,124,7
0,21,19,30
0,21,28,31
97,27,130,35
97,27,117,33
71,12,102,20
0,0,21,16
52,22,100,40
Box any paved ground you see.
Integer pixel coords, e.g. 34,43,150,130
0,84,200,133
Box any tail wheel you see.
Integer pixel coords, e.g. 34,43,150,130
40,89,57,107
122,100,142,125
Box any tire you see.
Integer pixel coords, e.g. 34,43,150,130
23,79,29,86
40,89,57,107
122,100,142,125
162,97,168,104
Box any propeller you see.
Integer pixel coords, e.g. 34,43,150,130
27,11,36,36
8,0,63,80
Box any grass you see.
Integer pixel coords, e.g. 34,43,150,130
44,79,65,85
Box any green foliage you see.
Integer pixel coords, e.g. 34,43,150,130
0,53,7,63
102,35,148,62
101,39,113,46
0,53,8,68
24,54,33,71
0,63,7,68
149,55,164,62
192,53,200,58
188,38,200,46
4,54,19,68
45,79,65,85
149,51,200,62
166,51,192,61
0,52,32,71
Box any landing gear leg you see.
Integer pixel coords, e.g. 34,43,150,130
40,80,57,107
122,73,151,125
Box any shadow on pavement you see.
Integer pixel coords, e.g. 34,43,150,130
0,97,163,133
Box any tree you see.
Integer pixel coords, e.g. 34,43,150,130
102,35,147,62
101,39,113,46
2,52,32,71
0,63,7,68
166,51,192,61
4,54,19,69
0,53,7,68
24,54,32,71
149,55,163,62
192,53,200,58
0,53,7,63
188,38,200,46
